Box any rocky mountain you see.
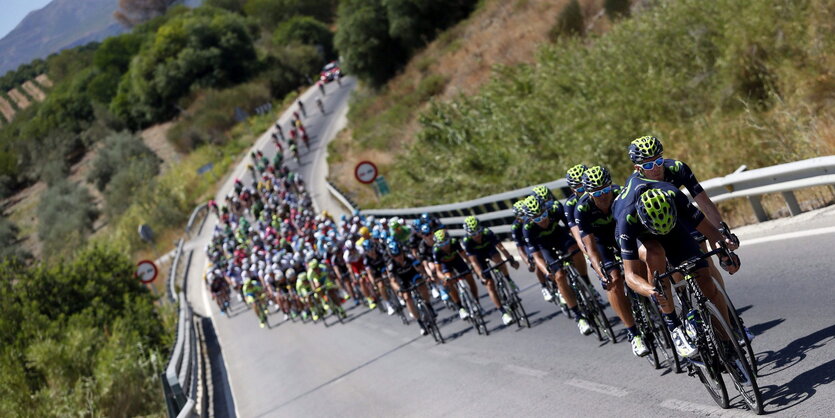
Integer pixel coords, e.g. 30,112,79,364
0,0,204,75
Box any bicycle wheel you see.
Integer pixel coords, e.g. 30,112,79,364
548,280,571,318
633,299,660,369
576,274,616,343
712,278,757,377
689,301,730,409
569,269,604,340
705,302,763,414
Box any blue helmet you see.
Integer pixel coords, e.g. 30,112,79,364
420,213,432,223
362,239,374,251
388,240,402,255
411,218,422,229
419,223,432,235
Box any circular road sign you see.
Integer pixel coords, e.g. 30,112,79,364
354,161,378,184
136,260,158,284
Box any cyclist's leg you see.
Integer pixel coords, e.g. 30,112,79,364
701,240,727,289
597,243,635,329
638,240,675,314
391,279,418,319
479,258,503,310
541,247,577,307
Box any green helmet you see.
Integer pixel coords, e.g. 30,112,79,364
637,188,677,235
522,195,543,218
463,216,481,235
582,166,612,190
628,135,664,163
566,164,588,189
434,229,450,244
532,185,554,202
307,259,319,270
512,200,528,218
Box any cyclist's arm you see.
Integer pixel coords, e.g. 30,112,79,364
515,245,529,266
693,192,723,229
466,254,484,278
581,234,605,279
531,251,550,277
623,259,654,298
570,226,587,255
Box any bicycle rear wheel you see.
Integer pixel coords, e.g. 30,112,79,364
689,302,730,409
712,278,757,377
705,302,763,414
632,298,660,369
569,270,604,340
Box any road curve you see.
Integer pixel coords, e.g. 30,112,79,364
184,77,835,416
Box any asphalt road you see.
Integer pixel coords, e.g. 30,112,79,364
185,77,835,417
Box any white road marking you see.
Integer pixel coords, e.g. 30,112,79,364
742,226,835,246
504,364,548,378
565,378,629,397
660,399,752,417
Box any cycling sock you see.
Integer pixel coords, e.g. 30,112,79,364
581,274,592,286
571,306,583,319
626,326,639,340
498,306,506,314
663,312,682,331
540,283,548,288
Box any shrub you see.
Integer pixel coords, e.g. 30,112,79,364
0,216,30,263
104,158,160,217
37,181,98,257
273,16,335,59
604,0,631,20
550,0,584,40
87,131,160,192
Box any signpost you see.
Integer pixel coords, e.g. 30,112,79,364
374,175,390,196
354,161,378,184
136,260,158,285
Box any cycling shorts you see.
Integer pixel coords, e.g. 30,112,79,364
395,273,422,290
468,246,499,267
438,257,469,275
538,239,579,273
592,240,620,274
244,292,262,304
348,260,365,276
638,225,708,271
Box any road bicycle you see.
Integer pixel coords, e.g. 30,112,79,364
550,249,616,342
654,246,763,414
447,269,489,336
400,277,444,343
484,259,530,328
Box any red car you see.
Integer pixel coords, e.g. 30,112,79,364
320,61,342,83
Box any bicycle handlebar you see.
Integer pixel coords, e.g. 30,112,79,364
483,258,511,274
546,248,581,269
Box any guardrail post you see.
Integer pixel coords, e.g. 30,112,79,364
748,196,769,222
781,191,802,216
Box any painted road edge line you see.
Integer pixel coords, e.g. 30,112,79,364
660,398,751,417
565,378,629,397
742,226,835,246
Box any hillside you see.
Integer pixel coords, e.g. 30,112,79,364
0,0,126,75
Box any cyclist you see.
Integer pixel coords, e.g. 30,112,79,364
432,228,477,320
297,99,306,118
534,182,602,305
307,258,346,319
295,270,316,320
344,240,377,309
387,241,434,336
521,195,593,335
208,270,230,315
462,216,520,326
242,276,268,328
388,219,413,247
625,135,751,338
614,181,740,358
316,98,325,114
575,166,648,357
363,239,395,315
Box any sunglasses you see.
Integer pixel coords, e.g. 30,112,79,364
532,211,549,223
466,227,483,237
591,186,613,197
638,157,665,170
575,186,585,194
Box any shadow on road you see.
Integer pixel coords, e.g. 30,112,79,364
755,324,835,413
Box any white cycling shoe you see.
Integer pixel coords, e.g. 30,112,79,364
459,308,470,320
577,318,593,335
631,335,650,357
672,326,698,358
541,287,553,302
501,312,514,325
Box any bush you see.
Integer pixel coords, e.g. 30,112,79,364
0,246,165,416
0,216,30,263
604,0,631,20
87,131,160,192
104,158,160,217
265,44,323,98
111,7,258,127
550,0,584,40
37,181,98,257
243,0,338,28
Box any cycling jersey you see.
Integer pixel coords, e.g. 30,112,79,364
510,218,526,248
387,254,422,288
363,250,387,278
344,248,365,275
575,185,623,248
390,226,413,246
564,193,584,228
462,228,500,261
307,265,336,290
295,272,313,296
416,238,434,262
523,201,575,271
613,181,705,267
432,239,469,274
242,280,264,303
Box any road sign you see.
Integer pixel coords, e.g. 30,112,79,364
354,161,378,184
374,175,390,196
136,260,158,284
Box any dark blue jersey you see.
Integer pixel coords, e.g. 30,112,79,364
575,185,622,247
564,192,584,228
510,218,526,248
523,200,572,254
462,228,500,259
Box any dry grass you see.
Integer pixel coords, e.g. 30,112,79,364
140,121,184,173
35,74,53,88
7,88,31,109
331,0,610,198
21,81,47,102
0,95,15,122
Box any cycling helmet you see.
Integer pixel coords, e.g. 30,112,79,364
582,166,612,190
512,200,528,218
532,185,555,203
307,259,319,270
411,218,422,229
463,216,481,236
434,229,450,244
358,226,370,236
419,223,432,235
628,135,664,163
637,188,677,235
420,213,432,224
362,239,374,251
345,240,354,249
522,195,543,218
388,240,402,255
566,164,587,189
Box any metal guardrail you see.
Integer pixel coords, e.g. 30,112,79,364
359,156,835,235
167,239,185,303
326,180,360,212
186,203,208,237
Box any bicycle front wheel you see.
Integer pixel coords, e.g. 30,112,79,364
705,302,763,414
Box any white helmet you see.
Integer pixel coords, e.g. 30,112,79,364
345,240,354,250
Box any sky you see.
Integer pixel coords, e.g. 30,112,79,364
0,0,53,39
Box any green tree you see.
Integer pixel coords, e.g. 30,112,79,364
273,16,335,59
87,131,160,192
335,0,404,87
112,8,258,127
0,216,30,263
243,0,338,28
37,181,98,257
204,0,246,13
